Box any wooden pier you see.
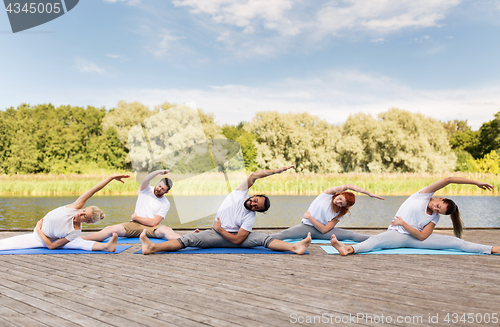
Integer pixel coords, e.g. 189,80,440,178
0,229,499,327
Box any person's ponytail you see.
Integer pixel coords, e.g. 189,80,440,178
443,198,463,238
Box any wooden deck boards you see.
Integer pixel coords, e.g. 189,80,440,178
0,229,499,327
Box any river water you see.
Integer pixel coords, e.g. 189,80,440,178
0,195,499,230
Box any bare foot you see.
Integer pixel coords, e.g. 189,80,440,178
140,229,155,255
105,232,118,252
492,246,500,254
192,229,200,234
330,235,351,256
291,232,312,255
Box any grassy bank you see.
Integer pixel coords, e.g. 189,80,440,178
0,172,499,196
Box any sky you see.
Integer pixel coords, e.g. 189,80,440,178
1,0,500,130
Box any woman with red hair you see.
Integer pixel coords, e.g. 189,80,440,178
271,184,385,241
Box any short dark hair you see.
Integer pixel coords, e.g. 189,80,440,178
158,178,173,191
254,194,270,213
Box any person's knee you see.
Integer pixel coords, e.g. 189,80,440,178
103,224,125,235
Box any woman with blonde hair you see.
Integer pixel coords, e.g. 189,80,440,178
271,184,385,242
0,174,129,252
331,177,500,255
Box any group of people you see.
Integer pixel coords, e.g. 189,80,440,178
1,167,499,256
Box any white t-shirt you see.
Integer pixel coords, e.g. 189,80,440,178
40,206,80,242
301,192,340,226
134,185,170,221
388,191,440,234
216,189,256,232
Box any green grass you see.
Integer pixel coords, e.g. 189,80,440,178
0,172,499,195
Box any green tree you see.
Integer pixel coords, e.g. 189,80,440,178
442,119,471,139
477,111,500,158
247,111,341,173
469,150,500,174
222,122,257,170
340,108,456,173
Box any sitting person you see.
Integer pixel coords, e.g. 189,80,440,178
330,177,500,255
0,174,129,252
83,170,182,242
140,166,311,255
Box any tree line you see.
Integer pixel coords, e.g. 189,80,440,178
1,101,499,174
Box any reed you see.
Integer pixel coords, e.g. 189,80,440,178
0,172,498,195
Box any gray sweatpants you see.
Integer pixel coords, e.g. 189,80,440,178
352,230,493,254
178,228,274,248
270,223,371,242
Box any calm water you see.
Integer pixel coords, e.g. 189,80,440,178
0,195,499,229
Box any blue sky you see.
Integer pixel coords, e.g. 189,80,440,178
1,0,500,129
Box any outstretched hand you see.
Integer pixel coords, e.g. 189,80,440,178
112,174,130,183
369,193,385,200
477,182,494,191
279,166,295,173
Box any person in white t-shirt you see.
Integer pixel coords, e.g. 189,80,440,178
270,184,385,241
330,177,500,255
84,170,182,242
0,174,129,252
139,166,312,255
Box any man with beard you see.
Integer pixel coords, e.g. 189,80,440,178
83,170,181,242
140,166,311,255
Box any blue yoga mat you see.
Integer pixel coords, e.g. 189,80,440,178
135,246,308,254
0,245,132,255
102,237,166,244
321,245,495,255
283,238,357,244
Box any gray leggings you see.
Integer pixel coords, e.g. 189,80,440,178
270,223,371,242
352,230,493,254
178,228,274,248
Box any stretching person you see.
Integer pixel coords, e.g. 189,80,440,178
271,184,385,242
0,174,129,252
84,170,182,242
140,166,311,255
330,177,500,255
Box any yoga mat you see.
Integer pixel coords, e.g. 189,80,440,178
321,245,495,255
0,245,132,255
283,238,357,244
135,246,308,254
102,237,166,244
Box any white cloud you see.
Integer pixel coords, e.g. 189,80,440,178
150,30,181,57
103,0,141,5
170,0,461,58
74,57,105,74
371,37,386,44
106,54,128,62
18,69,499,130
174,0,460,37
316,0,459,35
173,0,300,36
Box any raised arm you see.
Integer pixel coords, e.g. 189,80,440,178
325,184,385,200
67,174,130,210
236,166,294,191
140,170,170,191
419,177,494,194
